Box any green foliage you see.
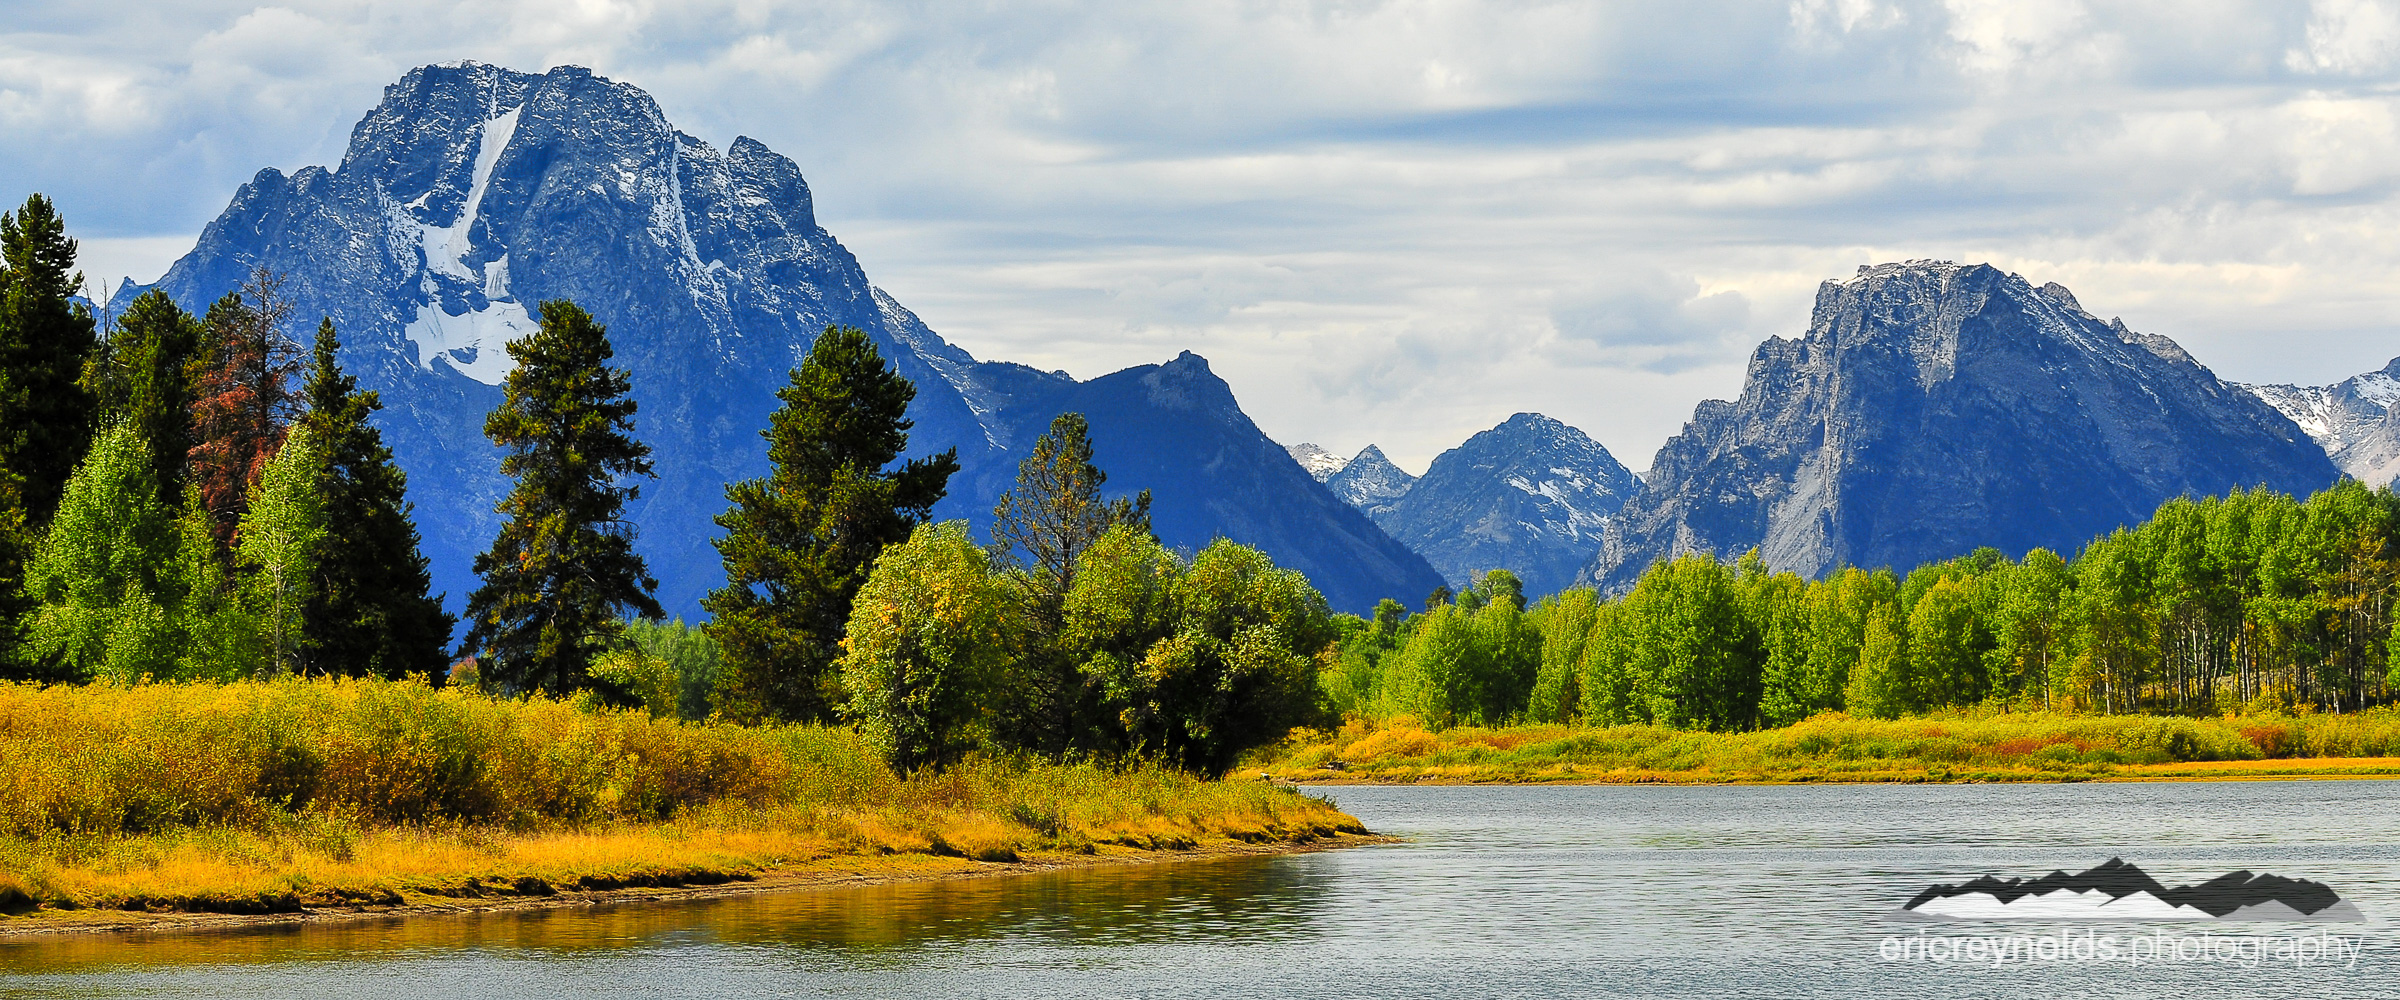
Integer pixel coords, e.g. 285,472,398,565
839,522,1018,771
298,319,453,679
706,326,958,725
234,424,325,675
1843,602,1913,719
0,194,100,525
621,617,723,721
461,300,663,697
1584,553,1763,731
1352,570,1538,729
1322,598,1407,718
20,424,183,682
1064,530,1337,776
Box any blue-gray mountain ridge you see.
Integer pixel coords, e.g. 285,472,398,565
134,61,1443,617
1579,261,2342,592
1291,414,1640,597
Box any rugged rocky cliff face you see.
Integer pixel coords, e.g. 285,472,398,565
1367,413,1636,596
1580,261,2341,591
2242,359,2400,487
143,62,1441,616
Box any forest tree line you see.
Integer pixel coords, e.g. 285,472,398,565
0,196,1335,775
1329,481,2400,730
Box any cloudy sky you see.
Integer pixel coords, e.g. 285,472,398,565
7,1,2400,472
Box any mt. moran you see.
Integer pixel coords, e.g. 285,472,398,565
138,62,1442,616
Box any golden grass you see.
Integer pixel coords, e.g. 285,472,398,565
1256,708,2400,785
0,678,1363,921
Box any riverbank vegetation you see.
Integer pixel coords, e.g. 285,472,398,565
1328,481,2400,732
1258,707,2400,784
0,677,1360,920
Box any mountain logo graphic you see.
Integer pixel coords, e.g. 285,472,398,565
1900,859,2365,921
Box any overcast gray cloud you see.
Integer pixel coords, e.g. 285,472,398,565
6,0,2400,472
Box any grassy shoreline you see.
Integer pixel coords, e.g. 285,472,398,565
0,678,1369,933
0,832,1390,938
1256,710,2400,785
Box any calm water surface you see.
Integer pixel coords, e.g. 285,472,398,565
5,781,2399,998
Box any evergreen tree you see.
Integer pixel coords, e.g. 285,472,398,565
989,411,1152,753
0,471,35,676
461,300,662,696
990,412,1151,598
82,290,202,506
706,326,958,724
298,319,453,679
0,194,100,523
188,271,301,553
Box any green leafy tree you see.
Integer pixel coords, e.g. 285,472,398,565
1907,576,1989,709
1323,598,1408,718
169,483,255,680
0,194,100,524
234,424,325,675
1526,589,1600,723
840,521,1019,771
1596,553,1763,730
81,290,202,506
1843,602,1913,719
1988,549,2070,709
706,326,958,724
1065,530,1337,775
461,300,662,696
297,319,453,679
19,424,181,681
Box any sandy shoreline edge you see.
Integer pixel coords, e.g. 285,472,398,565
0,832,1398,941
1267,757,2400,785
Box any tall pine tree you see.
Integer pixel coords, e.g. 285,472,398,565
987,412,1151,754
188,271,301,554
0,194,100,524
83,290,202,507
705,326,958,725
990,412,1151,598
462,300,662,696
298,319,454,679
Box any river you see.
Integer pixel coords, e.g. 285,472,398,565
5,780,2398,998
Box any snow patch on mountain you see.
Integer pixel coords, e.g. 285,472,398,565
405,297,533,385
1286,442,1349,482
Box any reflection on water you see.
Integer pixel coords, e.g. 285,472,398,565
6,781,2400,998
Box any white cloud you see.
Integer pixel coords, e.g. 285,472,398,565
2289,0,2400,75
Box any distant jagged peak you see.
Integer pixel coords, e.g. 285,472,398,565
1325,444,1416,515
1286,442,1349,482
